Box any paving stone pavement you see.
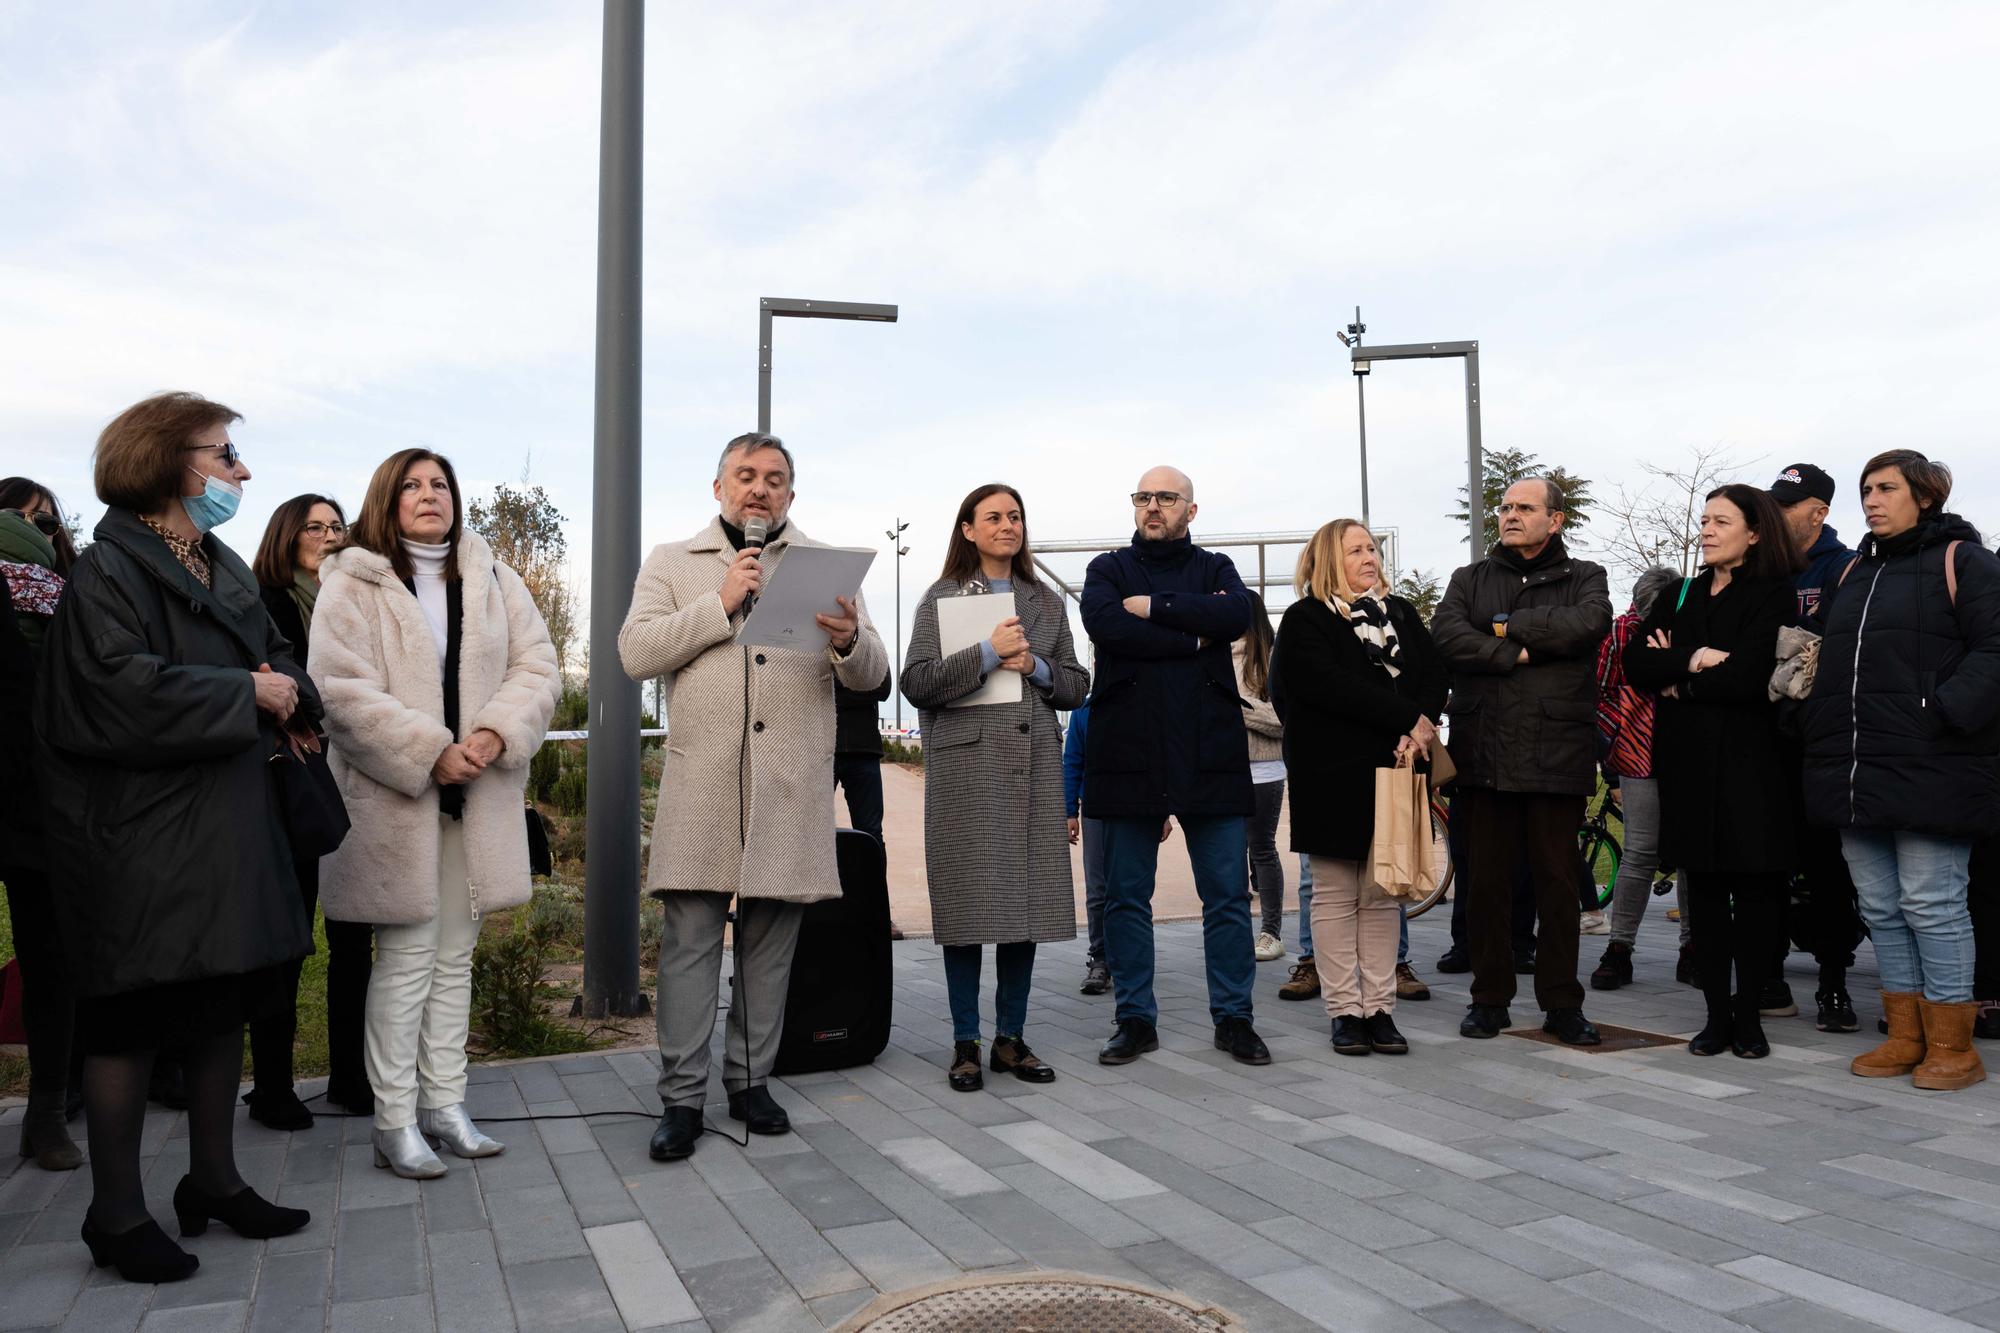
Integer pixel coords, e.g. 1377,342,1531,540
4,909,1999,1331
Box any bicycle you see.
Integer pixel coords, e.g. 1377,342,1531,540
1576,786,1623,911
1403,793,1455,919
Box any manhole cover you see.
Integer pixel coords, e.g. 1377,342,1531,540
1505,1022,1682,1053
835,1271,1248,1332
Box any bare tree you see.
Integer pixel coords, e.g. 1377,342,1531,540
1597,445,1751,581
468,480,583,679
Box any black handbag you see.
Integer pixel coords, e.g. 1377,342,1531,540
270,734,351,861
525,804,553,878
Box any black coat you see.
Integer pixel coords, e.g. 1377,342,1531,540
261,582,310,665
34,510,319,997
1080,534,1254,819
1624,570,1796,874
1430,538,1612,796
1271,596,1449,861
1802,513,2000,837
0,569,41,872
834,668,891,756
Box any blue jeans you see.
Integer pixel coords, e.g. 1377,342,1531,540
1299,853,1408,964
1841,828,1975,1003
942,942,1037,1042
1082,817,1108,963
1103,815,1254,1027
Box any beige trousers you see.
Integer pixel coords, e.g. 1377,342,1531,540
367,816,482,1130
1309,855,1401,1018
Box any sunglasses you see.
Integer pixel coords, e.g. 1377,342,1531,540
4,507,61,537
184,441,243,467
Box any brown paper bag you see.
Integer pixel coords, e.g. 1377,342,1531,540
1369,759,1436,899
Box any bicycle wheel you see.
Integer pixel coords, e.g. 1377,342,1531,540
1577,829,1621,910
1405,797,1454,919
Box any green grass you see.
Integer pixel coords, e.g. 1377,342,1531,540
0,888,22,1099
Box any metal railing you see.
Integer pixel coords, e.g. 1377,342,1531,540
1029,528,1398,624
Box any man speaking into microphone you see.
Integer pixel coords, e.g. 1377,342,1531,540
618,431,887,1162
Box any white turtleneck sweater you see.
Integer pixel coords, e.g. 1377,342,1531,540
403,540,451,671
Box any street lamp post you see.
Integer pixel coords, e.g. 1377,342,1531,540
1337,307,1370,531
1345,335,1484,550
756,297,898,434
885,519,909,731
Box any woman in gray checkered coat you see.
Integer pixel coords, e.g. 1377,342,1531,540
902,484,1089,1093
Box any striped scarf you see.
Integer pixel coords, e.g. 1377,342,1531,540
1332,592,1403,678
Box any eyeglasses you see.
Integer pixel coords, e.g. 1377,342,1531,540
4,508,61,536
185,442,242,467
1494,502,1550,516
303,522,347,539
1130,491,1187,509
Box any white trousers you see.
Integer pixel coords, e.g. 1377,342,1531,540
366,815,482,1130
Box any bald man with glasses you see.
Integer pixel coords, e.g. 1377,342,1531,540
1080,467,1271,1068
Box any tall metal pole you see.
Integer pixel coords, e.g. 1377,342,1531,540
1464,348,1483,551
1353,306,1370,532
580,0,646,1019
756,306,774,433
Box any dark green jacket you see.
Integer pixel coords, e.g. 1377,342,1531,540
34,510,319,997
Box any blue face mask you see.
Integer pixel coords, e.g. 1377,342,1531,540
182,469,243,533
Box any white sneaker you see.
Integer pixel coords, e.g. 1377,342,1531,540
1254,931,1285,962
1579,911,1609,936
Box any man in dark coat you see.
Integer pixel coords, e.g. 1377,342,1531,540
1432,478,1612,1045
1771,462,1863,1031
1081,466,1269,1068
833,672,902,937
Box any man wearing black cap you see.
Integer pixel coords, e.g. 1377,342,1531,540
1770,462,1864,1033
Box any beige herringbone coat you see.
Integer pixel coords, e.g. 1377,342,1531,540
619,517,887,903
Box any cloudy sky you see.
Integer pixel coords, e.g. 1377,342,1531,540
4,1,1997,695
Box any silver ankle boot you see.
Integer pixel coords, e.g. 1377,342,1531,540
372,1125,447,1179
417,1104,504,1158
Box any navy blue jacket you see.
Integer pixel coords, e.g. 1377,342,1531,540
1080,534,1254,819
1793,523,1854,631
1062,700,1089,818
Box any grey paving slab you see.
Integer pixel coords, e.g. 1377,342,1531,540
5,920,1999,1332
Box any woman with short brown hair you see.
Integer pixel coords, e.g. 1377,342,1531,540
38,392,315,1281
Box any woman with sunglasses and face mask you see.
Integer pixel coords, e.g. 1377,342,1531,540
0,477,84,1172
36,394,319,1281
241,496,376,1127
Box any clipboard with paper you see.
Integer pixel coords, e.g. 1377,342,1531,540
937,592,1021,707
736,544,877,652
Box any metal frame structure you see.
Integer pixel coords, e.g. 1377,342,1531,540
580,0,647,1019
757,297,898,433
1347,337,1484,548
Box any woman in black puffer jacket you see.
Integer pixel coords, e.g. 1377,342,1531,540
1803,449,2000,1093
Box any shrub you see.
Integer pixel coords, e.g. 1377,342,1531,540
552,685,590,732
469,913,592,1058
882,738,924,768
552,762,588,817
529,740,564,804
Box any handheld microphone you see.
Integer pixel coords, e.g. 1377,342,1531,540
741,515,768,615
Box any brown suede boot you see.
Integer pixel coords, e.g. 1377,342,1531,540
1913,999,1988,1091
1850,991,1925,1078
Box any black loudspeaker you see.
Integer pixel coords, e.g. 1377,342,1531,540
772,828,894,1075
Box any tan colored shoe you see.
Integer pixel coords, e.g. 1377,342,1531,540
1913,998,1988,1091
1278,957,1320,1001
1394,962,1432,1001
1851,991,1925,1078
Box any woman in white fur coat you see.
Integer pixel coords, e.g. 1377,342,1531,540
309,449,560,1179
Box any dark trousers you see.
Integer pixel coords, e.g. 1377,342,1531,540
1461,789,1584,1011
1102,814,1254,1027
1,863,75,1109
1795,823,1863,981
248,858,373,1096
1971,837,1998,999
1686,870,1787,1023
1247,780,1286,938
834,753,886,845
1448,798,1537,957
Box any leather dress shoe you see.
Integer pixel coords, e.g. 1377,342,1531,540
1543,1008,1602,1047
727,1086,791,1135
1214,1017,1271,1065
1460,1003,1510,1038
650,1106,704,1161
1098,1017,1159,1065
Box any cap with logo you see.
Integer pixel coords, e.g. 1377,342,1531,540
1770,463,1835,506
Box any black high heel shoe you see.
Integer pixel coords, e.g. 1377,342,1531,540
172,1175,310,1239
81,1214,199,1284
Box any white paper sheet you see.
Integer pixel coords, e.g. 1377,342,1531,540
735,544,877,652
936,592,1021,707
